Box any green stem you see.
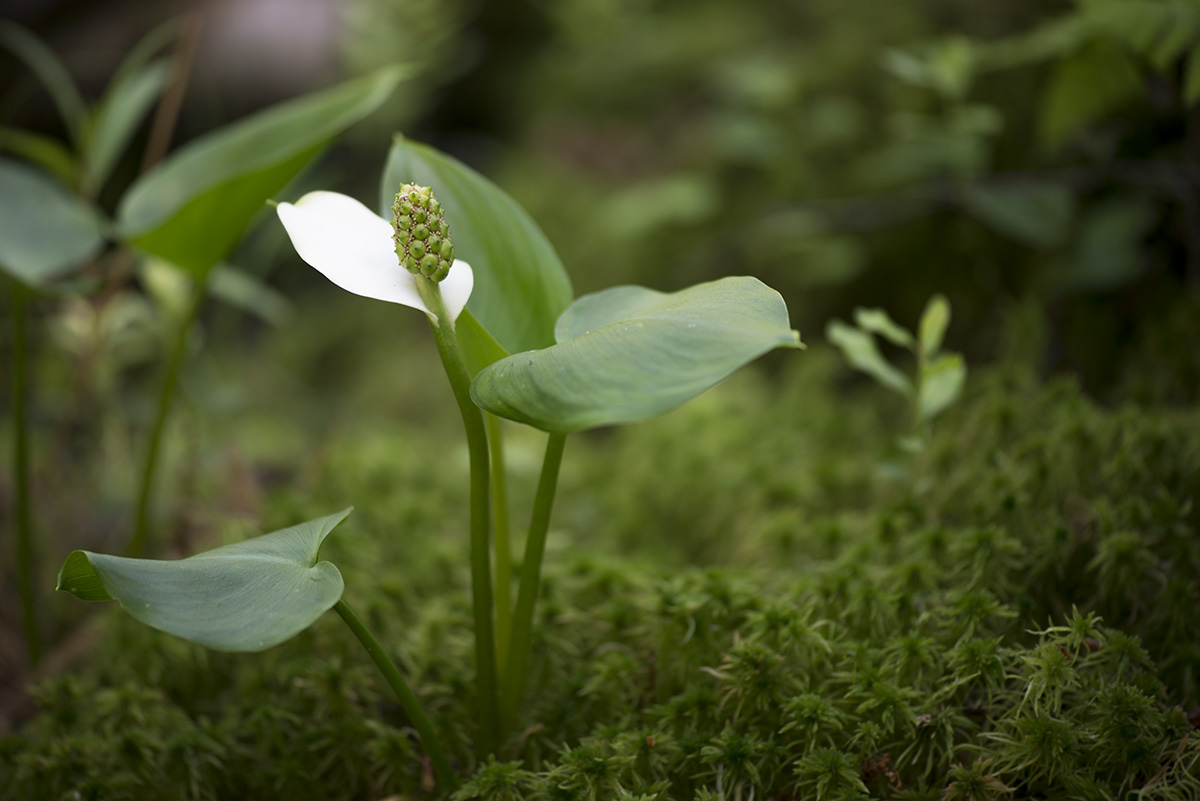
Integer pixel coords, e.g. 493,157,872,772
500,432,566,735
10,282,41,664
415,277,498,754
334,599,456,790
487,413,513,668
128,277,206,557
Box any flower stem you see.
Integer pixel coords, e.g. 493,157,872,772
128,276,206,557
415,277,499,755
10,281,41,664
334,599,456,790
500,432,566,735
487,413,513,668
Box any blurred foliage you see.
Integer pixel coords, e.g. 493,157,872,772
339,0,1200,395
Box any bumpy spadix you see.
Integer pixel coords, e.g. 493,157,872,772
393,184,455,282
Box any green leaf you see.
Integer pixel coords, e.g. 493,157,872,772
1185,45,1200,105
965,182,1075,249
83,59,172,195
826,319,913,397
0,158,104,288
471,277,801,433
853,307,915,348
918,294,951,359
208,264,293,326
0,21,86,142
56,509,351,652
118,68,400,276
381,136,573,355
1053,198,1155,293
0,125,77,185
1039,41,1141,149
457,308,510,377
108,17,180,89
918,352,966,422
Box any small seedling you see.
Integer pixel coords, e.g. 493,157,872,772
826,294,966,453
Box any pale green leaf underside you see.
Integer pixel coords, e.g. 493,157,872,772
56,509,351,652
381,137,573,356
0,157,103,287
471,277,802,433
118,69,400,276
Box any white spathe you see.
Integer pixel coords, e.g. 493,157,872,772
276,191,473,323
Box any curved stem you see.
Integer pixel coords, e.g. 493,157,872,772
500,432,566,735
486,413,513,668
334,599,455,790
11,282,40,663
415,277,498,755
128,277,205,557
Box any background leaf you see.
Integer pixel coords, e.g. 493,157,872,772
471,277,801,433
1052,198,1155,294
208,263,294,326
853,307,915,348
0,21,86,143
118,68,400,276
56,509,351,652
917,352,966,421
0,125,77,185
1038,40,1141,149
82,59,172,195
965,182,1075,248
1186,45,1200,105
918,294,951,359
0,157,104,287
381,136,573,356
826,319,913,397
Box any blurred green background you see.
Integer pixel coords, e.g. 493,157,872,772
5,0,1198,400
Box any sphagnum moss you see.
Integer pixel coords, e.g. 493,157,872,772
6,352,1200,800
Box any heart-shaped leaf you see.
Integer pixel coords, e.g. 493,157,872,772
470,277,801,433
0,157,104,288
56,509,351,652
118,68,400,276
381,137,573,356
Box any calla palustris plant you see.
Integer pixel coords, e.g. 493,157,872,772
56,138,803,786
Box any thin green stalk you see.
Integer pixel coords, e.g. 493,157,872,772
10,282,41,664
334,599,456,790
415,276,499,754
128,277,205,557
486,412,513,668
500,432,566,735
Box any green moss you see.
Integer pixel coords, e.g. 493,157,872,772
6,345,1200,799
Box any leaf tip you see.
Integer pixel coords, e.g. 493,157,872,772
56,550,113,601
